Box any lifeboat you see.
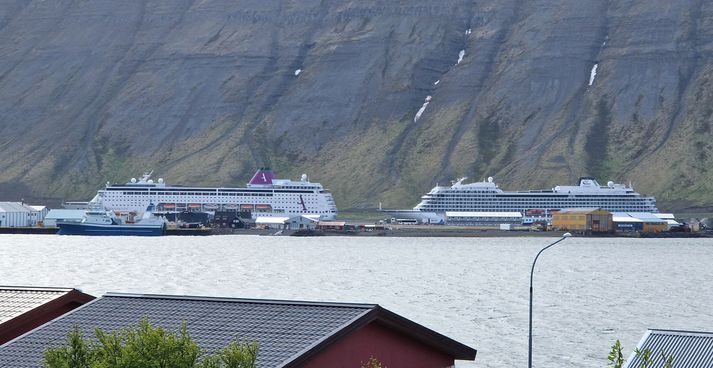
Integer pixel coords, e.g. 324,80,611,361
255,204,272,212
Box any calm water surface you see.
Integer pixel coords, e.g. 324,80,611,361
1,235,712,367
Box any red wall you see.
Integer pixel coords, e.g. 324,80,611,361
0,292,94,345
303,322,454,368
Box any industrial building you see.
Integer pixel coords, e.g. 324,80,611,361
445,211,523,226
551,208,613,233
286,215,319,230
612,212,669,233
255,216,290,229
255,215,320,230
42,209,87,227
317,221,347,231
28,206,49,223
0,202,46,227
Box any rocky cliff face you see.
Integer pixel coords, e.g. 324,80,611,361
1,0,712,211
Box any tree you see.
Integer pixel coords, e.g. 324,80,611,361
199,340,259,368
44,318,258,368
608,340,673,368
608,340,624,368
43,327,92,368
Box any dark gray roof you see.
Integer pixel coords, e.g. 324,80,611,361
0,293,476,367
625,329,713,368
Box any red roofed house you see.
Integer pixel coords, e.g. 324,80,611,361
0,286,95,345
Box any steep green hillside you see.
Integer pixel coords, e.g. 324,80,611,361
1,0,712,211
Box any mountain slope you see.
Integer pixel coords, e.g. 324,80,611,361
0,0,712,211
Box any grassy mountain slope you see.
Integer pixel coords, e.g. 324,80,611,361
0,0,712,211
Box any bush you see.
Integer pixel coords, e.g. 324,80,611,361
44,318,258,368
608,339,673,368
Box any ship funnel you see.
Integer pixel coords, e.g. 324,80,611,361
248,167,274,185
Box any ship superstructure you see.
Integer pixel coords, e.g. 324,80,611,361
87,168,337,220
385,176,658,224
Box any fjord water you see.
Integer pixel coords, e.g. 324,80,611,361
2,235,711,367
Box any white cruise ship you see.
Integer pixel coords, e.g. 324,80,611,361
384,176,658,224
86,168,338,220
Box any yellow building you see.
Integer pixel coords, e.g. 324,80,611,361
642,220,667,233
551,208,613,233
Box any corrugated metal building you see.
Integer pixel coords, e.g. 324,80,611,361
625,329,713,368
255,216,289,229
42,209,87,227
551,208,613,233
0,202,44,227
287,215,319,230
613,212,668,233
445,211,523,226
28,206,49,224
612,213,644,232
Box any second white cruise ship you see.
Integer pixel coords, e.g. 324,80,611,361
87,168,338,220
384,176,658,224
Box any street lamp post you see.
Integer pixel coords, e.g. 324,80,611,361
528,232,572,368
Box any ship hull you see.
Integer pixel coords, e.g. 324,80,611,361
381,210,445,224
57,222,165,236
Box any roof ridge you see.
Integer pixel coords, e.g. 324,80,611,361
0,286,76,293
103,292,378,308
647,328,713,336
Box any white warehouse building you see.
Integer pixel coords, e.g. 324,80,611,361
0,202,46,227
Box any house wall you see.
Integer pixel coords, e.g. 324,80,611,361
615,222,643,232
303,322,454,368
552,214,587,230
589,213,613,232
642,222,667,233
552,212,612,232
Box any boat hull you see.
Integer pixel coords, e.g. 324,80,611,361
57,222,165,236
381,210,445,224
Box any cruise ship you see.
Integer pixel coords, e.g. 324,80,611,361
84,168,338,220
384,176,658,224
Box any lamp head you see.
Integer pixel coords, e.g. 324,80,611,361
562,232,572,238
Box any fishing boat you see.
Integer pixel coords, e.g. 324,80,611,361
57,204,166,236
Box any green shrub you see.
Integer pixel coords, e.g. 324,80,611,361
44,318,257,368
608,340,673,368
